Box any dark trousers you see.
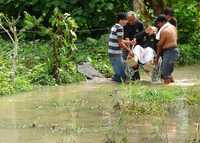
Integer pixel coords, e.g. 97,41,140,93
161,48,179,80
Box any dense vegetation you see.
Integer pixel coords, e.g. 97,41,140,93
0,0,200,95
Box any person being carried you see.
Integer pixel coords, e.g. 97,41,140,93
155,15,179,84
108,12,135,83
126,26,157,73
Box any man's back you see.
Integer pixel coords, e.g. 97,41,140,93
160,25,177,49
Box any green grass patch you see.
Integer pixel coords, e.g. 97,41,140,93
112,83,200,115
114,83,185,115
185,85,200,105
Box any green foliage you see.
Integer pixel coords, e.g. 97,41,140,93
24,8,79,83
173,1,200,43
14,76,32,92
0,58,14,95
178,30,200,65
59,61,86,84
178,44,200,65
190,32,200,61
0,0,132,38
0,56,32,96
29,63,56,85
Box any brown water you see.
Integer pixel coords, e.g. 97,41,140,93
0,65,200,143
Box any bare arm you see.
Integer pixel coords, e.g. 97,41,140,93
118,37,132,53
156,30,167,59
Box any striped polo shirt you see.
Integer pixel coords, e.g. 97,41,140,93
108,24,124,54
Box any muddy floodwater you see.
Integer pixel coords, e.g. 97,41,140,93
0,65,199,143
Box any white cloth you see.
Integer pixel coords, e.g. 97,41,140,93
133,45,155,64
156,22,171,40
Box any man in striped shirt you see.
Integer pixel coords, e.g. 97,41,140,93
108,12,135,82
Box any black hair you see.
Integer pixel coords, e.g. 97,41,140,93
116,12,128,22
155,14,167,23
164,7,174,16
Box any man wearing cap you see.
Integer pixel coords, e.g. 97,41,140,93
155,14,179,84
123,11,144,80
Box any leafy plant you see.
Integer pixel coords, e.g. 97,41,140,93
0,0,132,38
174,0,200,43
24,8,78,83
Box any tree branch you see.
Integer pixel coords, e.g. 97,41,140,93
0,23,15,43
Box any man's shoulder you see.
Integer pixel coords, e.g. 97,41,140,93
136,20,144,26
161,26,176,35
161,27,169,32
111,24,123,32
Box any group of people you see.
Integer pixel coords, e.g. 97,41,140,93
108,8,179,84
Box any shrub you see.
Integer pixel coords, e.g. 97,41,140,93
30,63,56,85
178,33,200,65
174,1,200,43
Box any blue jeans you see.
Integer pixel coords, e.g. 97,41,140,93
109,54,126,82
161,48,179,79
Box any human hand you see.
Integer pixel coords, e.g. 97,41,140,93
154,58,159,65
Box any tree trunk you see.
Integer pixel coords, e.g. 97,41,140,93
133,0,167,21
52,38,62,84
11,26,19,83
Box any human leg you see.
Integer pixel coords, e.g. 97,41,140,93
161,48,179,83
109,54,126,82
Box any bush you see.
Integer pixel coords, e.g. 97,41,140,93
14,76,32,92
0,0,132,38
178,44,198,65
0,56,32,95
178,32,200,65
60,61,86,84
174,1,200,43
30,63,56,85
0,69,14,96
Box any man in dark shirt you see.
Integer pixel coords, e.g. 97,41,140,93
124,11,144,42
123,11,144,80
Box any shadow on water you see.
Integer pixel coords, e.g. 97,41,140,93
0,65,199,143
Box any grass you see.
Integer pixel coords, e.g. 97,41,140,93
107,83,200,143
185,85,200,105
111,83,190,115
